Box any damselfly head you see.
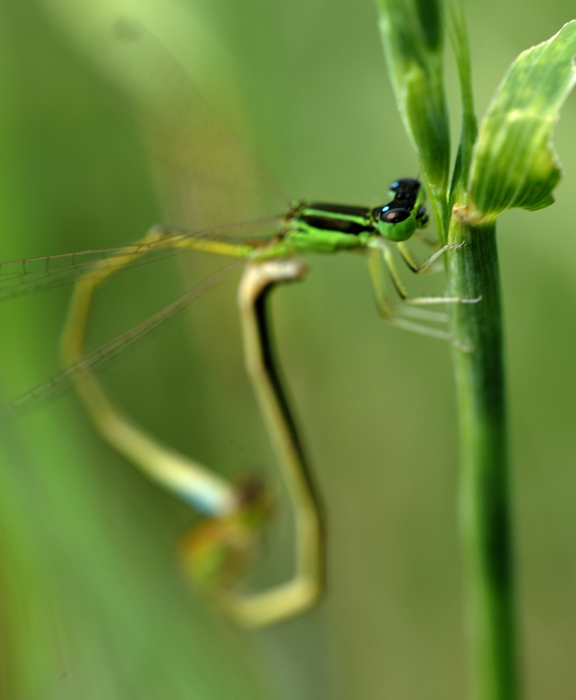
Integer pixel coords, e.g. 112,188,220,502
374,206,417,241
387,177,421,201
177,475,272,593
373,178,429,241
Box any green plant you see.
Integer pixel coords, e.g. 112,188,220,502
377,2,576,698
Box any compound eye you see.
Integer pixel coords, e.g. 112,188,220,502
388,178,419,196
379,207,411,224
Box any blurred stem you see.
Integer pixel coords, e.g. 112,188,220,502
447,209,516,700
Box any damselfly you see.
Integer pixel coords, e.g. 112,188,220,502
0,174,478,627
0,18,483,628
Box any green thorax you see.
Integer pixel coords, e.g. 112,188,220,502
280,179,429,255
251,179,429,260
286,202,376,253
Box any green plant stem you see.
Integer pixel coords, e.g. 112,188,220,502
447,210,516,700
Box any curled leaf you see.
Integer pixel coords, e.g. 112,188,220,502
469,20,576,219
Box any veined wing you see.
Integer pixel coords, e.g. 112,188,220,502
0,25,289,423
102,21,290,232
0,259,245,429
0,216,284,302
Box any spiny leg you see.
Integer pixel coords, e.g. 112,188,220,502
367,246,449,325
374,243,480,306
396,240,464,275
367,247,473,350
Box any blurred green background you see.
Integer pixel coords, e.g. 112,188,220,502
0,1,575,698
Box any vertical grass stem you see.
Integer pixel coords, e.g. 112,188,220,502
448,208,516,700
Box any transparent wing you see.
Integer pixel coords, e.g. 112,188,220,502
0,216,284,302
102,21,289,231
0,22,289,424
0,259,244,429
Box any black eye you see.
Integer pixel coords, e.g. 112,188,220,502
390,178,419,192
379,207,411,224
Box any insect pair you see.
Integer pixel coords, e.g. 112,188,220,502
0,175,477,627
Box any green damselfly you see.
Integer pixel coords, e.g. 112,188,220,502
0,175,477,627
0,14,483,628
